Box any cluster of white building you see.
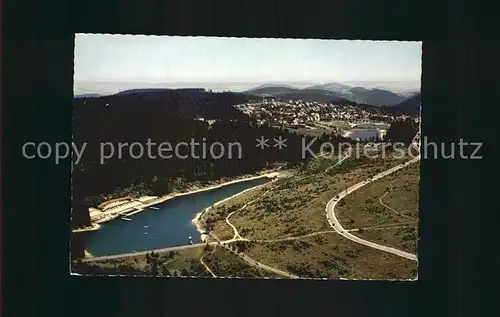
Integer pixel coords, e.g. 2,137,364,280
235,100,395,126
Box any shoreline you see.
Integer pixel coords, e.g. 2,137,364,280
73,171,280,233
192,172,282,242
342,130,352,138
80,171,280,259
72,223,101,233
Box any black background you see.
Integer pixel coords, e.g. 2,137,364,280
2,0,494,316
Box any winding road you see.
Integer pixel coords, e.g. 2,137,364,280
326,155,420,261
219,140,421,275
347,222,417,232
225,187,273,242
221,245,299,278
204,177,300,278
84,129,422,276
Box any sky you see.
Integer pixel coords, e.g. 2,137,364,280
74,34,421,86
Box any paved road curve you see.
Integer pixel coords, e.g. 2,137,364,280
326,155,420,261
84,145,420,275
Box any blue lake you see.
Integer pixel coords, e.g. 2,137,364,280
348,129,383,141
81,177,270,257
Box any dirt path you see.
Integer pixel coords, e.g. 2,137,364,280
200,245,217,277
347,222,417,232
378,181,417,221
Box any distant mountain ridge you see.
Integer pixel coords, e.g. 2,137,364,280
74,93,101,99
306,83,352,93
244,86,352,104
245,86,300,96
248,83,297,90
394,92,421,115
116,88,173,95
74,82,420,109
246,82,419,106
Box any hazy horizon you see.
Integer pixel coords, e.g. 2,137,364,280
75,34,421,95
74,79,421,96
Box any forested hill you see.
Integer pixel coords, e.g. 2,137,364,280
246,84,411,106
72,89,350,228
75,89,252,120
244,86,352,104
384,117,419,144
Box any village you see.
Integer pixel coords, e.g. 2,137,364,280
235,98,410,129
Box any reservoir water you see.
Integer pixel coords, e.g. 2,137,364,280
80,177,270,257
348,129,384,141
